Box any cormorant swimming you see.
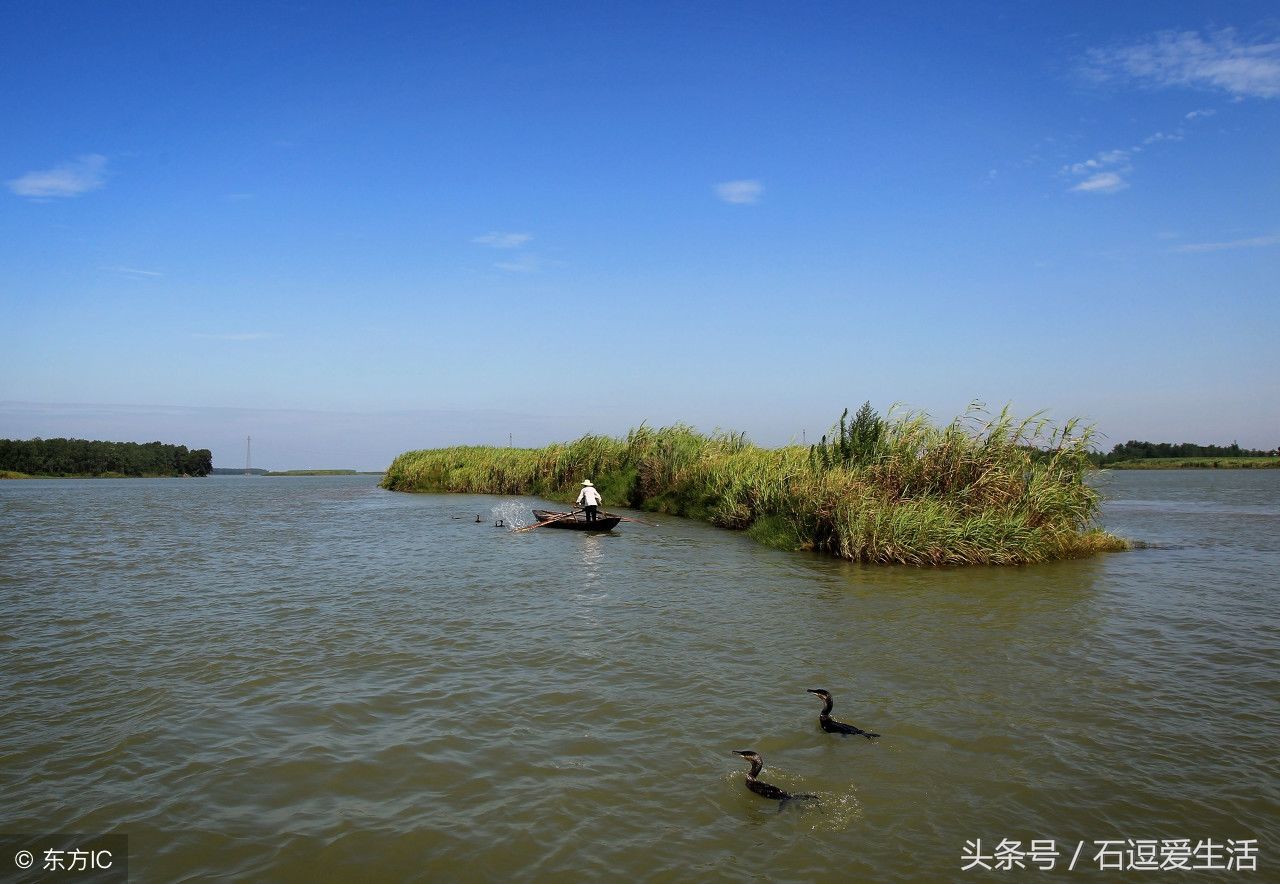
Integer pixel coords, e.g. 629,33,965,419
807,688,879,739
733,750,815,807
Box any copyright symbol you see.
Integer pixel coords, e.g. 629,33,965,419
14,850,34,869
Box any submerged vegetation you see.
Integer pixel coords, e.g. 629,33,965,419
383,404,1128,566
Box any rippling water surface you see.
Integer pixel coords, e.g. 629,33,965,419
2,472,1277,880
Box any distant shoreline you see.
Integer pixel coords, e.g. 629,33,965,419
209,468,383,476
261,470,384,476
1,470,202,480
1104,458,1280,470
3,469,384,479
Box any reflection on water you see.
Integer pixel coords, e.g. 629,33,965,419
0,472,1277,880
569,534,609,652
577,533,606,591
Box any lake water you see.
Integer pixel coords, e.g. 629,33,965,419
1,471,1276,880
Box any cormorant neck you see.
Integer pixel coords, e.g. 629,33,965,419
747,758,763,778
820,695,833,716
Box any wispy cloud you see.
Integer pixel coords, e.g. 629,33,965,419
1072,172,1129,194
1083,28,1280,99
1060,110,1211,194
1184,108,1216,120
6,154,108,198
494,254,541,273
1175,233,1280,253
714,179,763,204
104,266,162,278
192,331,279,341
472,231,532,248
1063,147,1133,193
1064,148,1132,177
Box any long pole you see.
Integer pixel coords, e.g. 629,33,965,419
514,509,584,532
245,435,251,476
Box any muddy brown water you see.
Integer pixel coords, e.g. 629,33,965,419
2,471,1276,879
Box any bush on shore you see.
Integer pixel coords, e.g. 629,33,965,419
382,403,1128,566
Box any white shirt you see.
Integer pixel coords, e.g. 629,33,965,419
576,486,602,506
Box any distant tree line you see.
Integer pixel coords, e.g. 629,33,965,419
1091,440,1278,465
0,438,213,477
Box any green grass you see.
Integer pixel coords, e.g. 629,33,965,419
383,404,1129,566
0,469,31,479
1105,457,1280,469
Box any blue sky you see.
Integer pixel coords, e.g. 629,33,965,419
2,1,1277,470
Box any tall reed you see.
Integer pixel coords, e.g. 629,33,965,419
381,404,1128,566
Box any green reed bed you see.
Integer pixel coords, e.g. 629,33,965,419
382,404,1128,566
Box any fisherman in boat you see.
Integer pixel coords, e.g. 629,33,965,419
575,479,602,522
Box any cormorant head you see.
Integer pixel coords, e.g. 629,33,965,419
807,688,831,700
734,750,761,762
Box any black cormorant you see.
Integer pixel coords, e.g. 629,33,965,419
733,750,815,806
807,688,879,739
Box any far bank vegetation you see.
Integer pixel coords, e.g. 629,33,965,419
1092,439,1278,469
383,403,1128,566
0,438,212,478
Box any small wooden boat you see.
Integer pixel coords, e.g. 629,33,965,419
531,509,621,531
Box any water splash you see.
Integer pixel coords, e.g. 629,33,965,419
802,789,865,831
493,500,533,529
722,770,862,829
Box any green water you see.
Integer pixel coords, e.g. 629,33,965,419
1,471,1275,880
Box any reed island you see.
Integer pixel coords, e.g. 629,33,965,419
383,404,1128,566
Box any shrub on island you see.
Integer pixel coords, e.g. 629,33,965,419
382,404,1128,566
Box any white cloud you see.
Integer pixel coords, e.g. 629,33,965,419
1061,113,1202,194
1184,108,1216,120
1175,233,1280,252
1062,146,1133,193
1071,172,1129,194
494,254,540,273
714,179,763,204
1064,148,1133,176
472,232,532,248
1084,28,1280,98
104,266,162,278
192,332,278,341
6,154,107,198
